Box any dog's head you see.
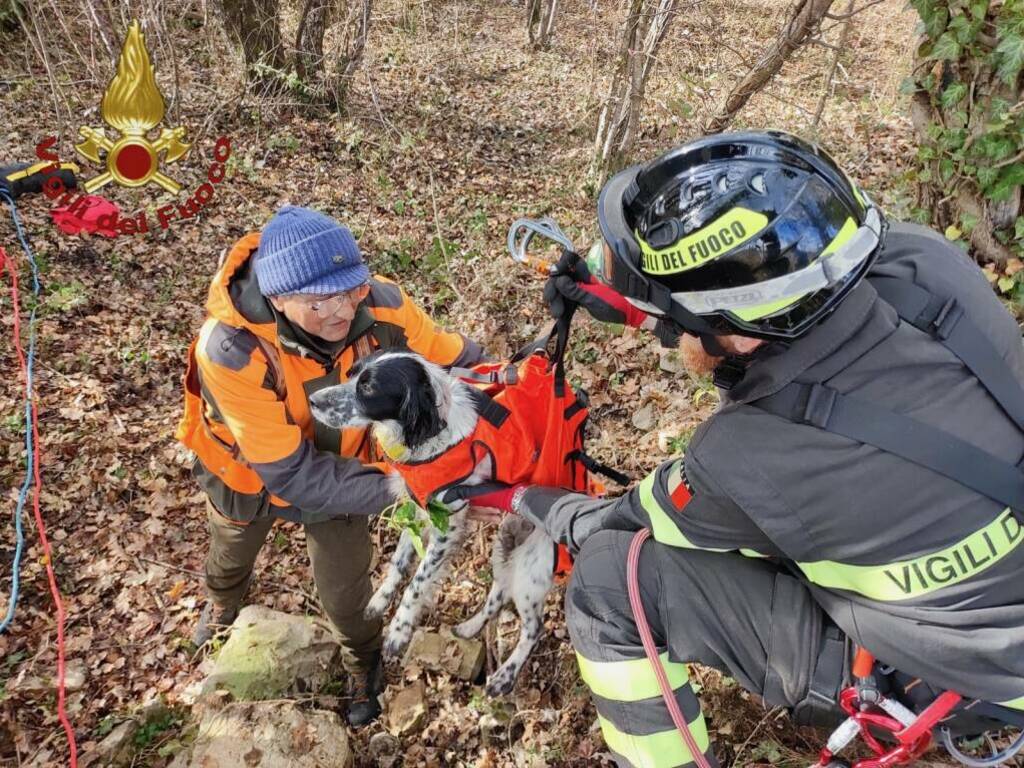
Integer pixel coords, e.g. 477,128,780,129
309,351,451,455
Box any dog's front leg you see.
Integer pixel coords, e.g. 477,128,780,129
366,528,419,619
382,508,469,660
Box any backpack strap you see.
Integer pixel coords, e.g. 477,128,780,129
252,335,287,400
755,382,1024,516
871,276,1024,432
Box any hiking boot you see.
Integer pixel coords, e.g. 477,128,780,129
346,657,383,727
192,602,239,647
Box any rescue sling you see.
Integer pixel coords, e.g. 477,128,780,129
388,336,628,508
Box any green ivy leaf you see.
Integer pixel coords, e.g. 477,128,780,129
426,499,451,534
995,33,1024,85
988,163,1024,202
940,82,968,108
899,76,919,95
940,157,956,182
408,530,426,558
932,32,962,60
999,276,1016,293
915,3,950,39
1015,216,1024,240
962,212,980,234
969,1,989,22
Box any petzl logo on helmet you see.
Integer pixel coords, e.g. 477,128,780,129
74,21,190,194
639,208,768,276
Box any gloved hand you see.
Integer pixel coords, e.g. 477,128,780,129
466,483,528,514
543,249,648,327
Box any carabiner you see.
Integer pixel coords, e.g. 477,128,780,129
507,216,575,275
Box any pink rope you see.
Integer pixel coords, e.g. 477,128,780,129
626,528,713,768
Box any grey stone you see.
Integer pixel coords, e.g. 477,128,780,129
384,680,428,736
200,606,342,700
177,701,352,768
632,403,657,431
404,626,484,681
659,348,686,375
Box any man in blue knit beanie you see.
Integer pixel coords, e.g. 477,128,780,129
178,205,486,726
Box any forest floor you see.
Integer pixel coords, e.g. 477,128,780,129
0,0,952,765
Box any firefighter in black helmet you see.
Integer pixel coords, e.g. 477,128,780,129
474,131,1024,768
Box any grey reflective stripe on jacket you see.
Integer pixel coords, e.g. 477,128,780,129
522,222,1024,707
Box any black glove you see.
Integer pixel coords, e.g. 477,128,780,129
543,249,649,326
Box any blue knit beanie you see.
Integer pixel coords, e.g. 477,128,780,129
253,206,370,296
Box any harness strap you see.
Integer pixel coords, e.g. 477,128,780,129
569,449,631,486
465,387,511,428
872,276,1024,432
756,382,1024,517
752,276,1024,519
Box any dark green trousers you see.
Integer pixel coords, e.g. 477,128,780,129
204,500,382,671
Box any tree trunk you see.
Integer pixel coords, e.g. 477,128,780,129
292,0,371,110
704,0,835,133
327,0,371,109
906,1,1024,266
295,0,331,82
526,0,558,49
218,0,285,83
590,0,676,185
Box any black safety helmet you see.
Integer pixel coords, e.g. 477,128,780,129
596,130,884,342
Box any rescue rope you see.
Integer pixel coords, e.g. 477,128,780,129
627,528,714,768
1,189,80,766
0,243,27,632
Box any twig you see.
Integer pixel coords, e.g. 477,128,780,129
813,0,854,127
823,0,885,21
731,705,786,766
137,556,204,578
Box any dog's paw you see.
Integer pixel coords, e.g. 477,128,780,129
382,626,412,661
364,591,390,619
485,666,519,698
452,618,482,640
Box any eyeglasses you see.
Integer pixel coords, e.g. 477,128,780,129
294,286,367,317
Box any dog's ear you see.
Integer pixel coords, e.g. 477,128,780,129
400,384,444,448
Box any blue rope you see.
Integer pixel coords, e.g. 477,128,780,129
1,188,40,633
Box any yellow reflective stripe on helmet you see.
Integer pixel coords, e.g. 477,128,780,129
730,216,859,322
576,650,690,702
798,509,1023,601
597,713,710,768
638,208,768,276
999,695,1024,711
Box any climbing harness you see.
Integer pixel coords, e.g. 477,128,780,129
2,190,79,765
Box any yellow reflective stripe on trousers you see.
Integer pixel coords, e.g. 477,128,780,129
598,713,710,768
576,650,690,702
1000,695,1024,711
798,508,1023,601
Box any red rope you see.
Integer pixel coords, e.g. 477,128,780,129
627,528,713,768
2,246,79,765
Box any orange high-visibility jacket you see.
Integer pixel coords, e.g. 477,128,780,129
176,232,484,525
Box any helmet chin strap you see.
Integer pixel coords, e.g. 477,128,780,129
699,333,729,357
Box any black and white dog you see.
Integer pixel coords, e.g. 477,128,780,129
308,351,556,696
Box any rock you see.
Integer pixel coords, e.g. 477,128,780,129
632,403,656,431
659,348,686,375
174,701,352,768
64,662,86,692
368,731,400,767
200,606,342,700
80,720,139,767
384,680,428,736
404,627,484,681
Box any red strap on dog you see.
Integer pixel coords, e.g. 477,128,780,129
553,543,573,583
